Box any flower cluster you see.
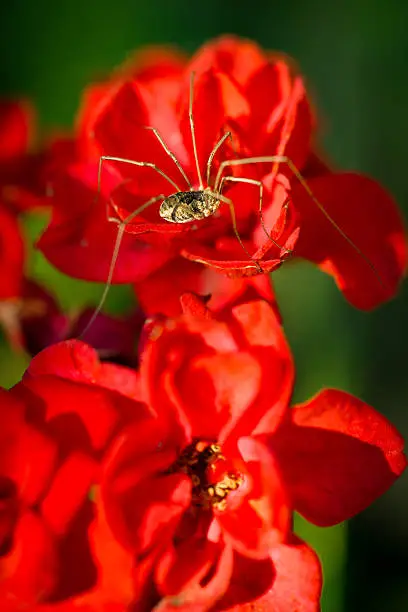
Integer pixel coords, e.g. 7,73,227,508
0,36,406,611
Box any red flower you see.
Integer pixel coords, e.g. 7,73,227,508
38,36,406,313
18,279,144,367
0,341,143,610
0,100,61,348
0,296,405,610
100,295,405,609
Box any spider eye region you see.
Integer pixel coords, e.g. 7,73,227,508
159,190,220,223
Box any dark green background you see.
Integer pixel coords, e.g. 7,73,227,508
1,1,407,610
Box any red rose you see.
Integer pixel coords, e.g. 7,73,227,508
38,36,406,314
99,295,405,610
0,341,144,610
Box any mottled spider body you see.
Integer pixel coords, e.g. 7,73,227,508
159,189,219,223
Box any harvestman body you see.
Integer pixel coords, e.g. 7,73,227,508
82,72,383,334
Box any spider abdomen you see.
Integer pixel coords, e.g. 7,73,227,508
159,189,220,223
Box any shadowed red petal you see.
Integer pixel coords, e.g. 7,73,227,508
135,257,276,318
41,452,97,535
0,390,57,505
0,511,56,605
292,172,407,309
91,80,187,190
155,539,220,596
271,389,407,526
152,544,234,611
37,167,172,284
102,421,189,552
221,536,322,611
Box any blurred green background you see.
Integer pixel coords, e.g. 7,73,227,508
0,1,406,610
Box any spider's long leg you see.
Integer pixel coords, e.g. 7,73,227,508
189,72,204,190
211,191,262,273
143,126,192,189
219,175,293,254
80,193,165,338
95,155,182,215
206,132,232,188
215,155,383,286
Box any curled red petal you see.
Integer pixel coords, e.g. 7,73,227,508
292,172,407,309
221,536,322,611
271,389,406,526
23,339,141,400
181,238,282,276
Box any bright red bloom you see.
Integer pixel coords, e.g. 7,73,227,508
38,36,406,313
100,295,405,609
0,296,405,610
0,342,143,610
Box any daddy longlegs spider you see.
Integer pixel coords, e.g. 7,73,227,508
81,72,384,336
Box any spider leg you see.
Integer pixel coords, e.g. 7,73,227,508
95,155,182,216
206,132,232,188
214,155,383,286
143,126,192,189
189,72,204,189
80,193,165,338
209,190,262,273
218,175,293,254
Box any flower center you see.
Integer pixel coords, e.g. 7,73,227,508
173,439,242,511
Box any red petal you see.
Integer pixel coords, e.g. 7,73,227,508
87,489,134,605
0,511,56,605
222,300,293,441
38,166,172,283
0,390,57,505
0,205,25,299
155,538,220,596
152,544,234,611
218,437,289,557
24,339,141,400
135,257,276,318
271,389,407,526
292,172,407,309
221,536,322,611
41,452,97,535
0,100,33,162
187,36,266,88
102,421,189,552
91,80,187,191
178,69,249,187
214,551,275,609
15,374,144,455
181,237,283,276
